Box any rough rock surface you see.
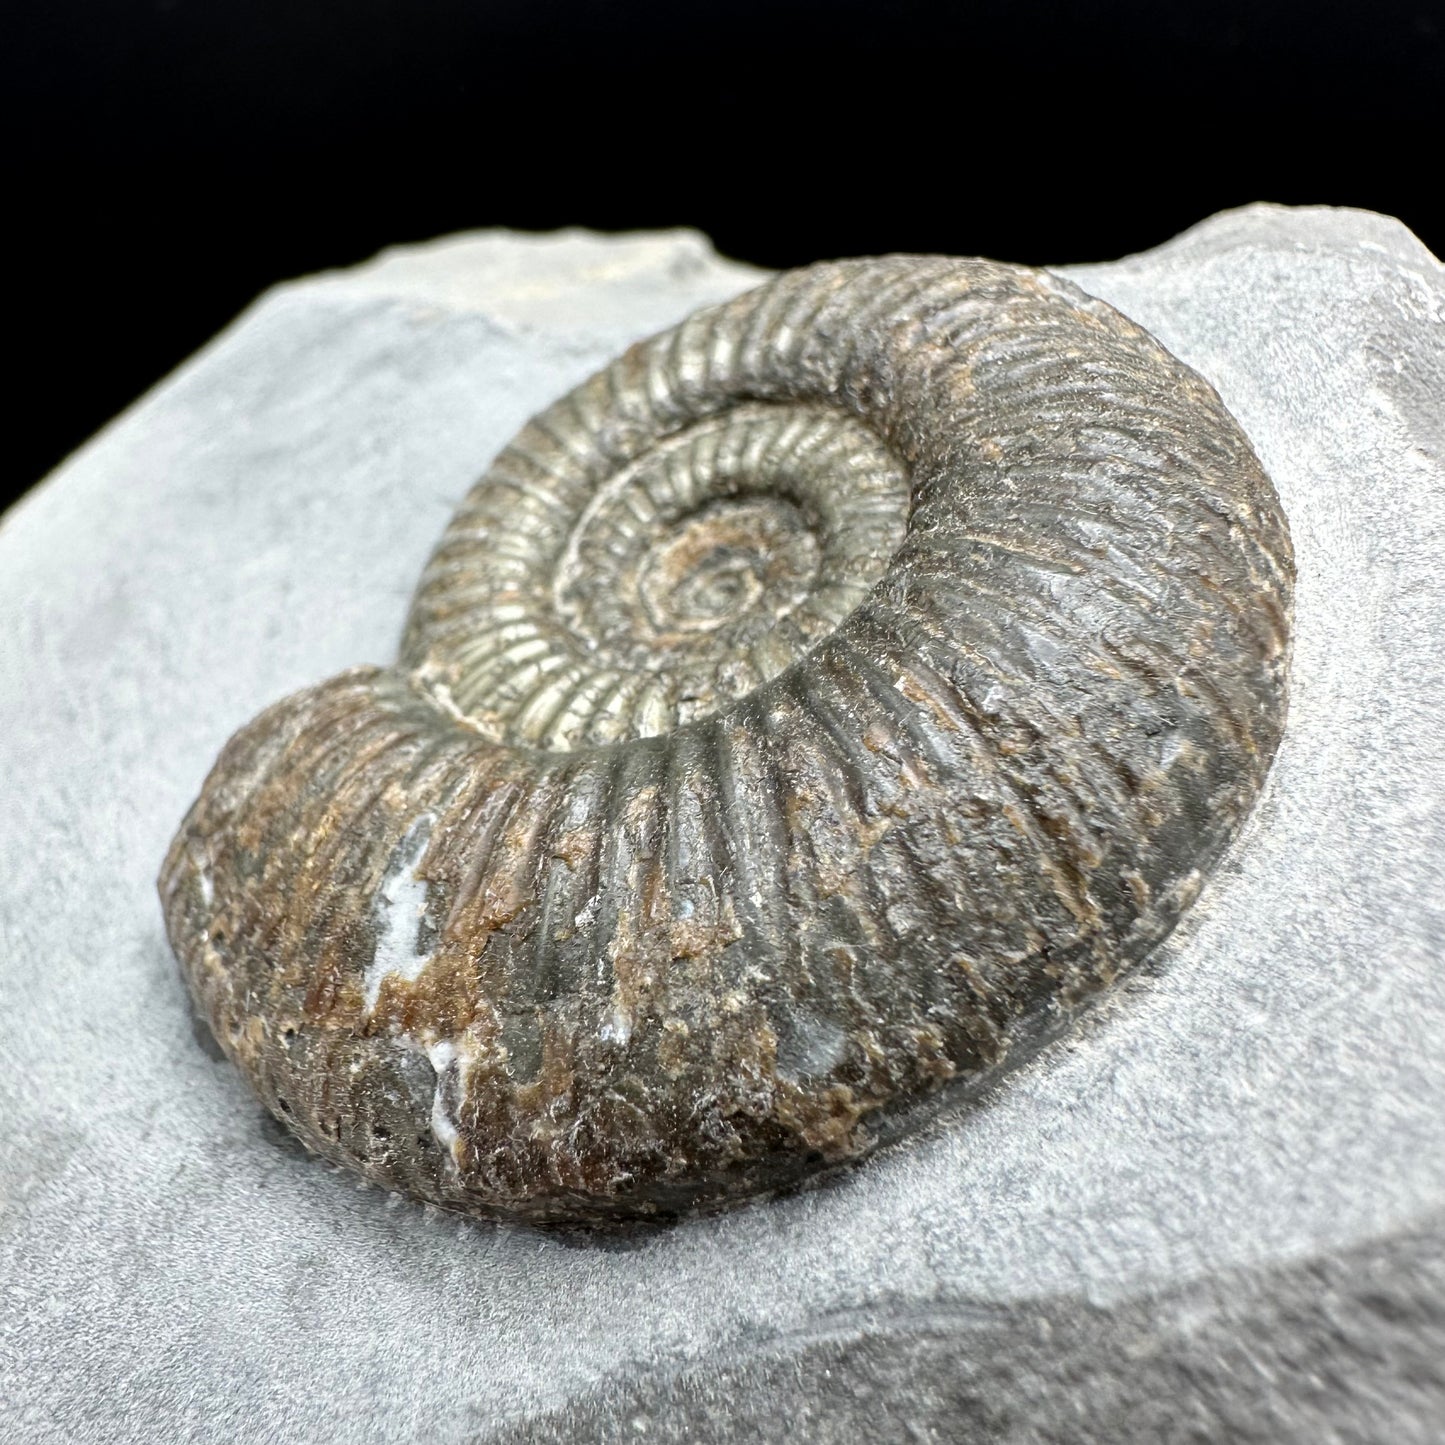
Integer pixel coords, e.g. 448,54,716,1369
1,209,1442,1442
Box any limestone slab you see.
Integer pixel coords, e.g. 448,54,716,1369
1,206,1441,1442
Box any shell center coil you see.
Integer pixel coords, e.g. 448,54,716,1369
416,402,911,750
630,495,821,636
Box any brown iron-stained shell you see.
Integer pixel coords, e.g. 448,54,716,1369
159,256,1294,1223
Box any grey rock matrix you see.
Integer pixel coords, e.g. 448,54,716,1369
2,207,1442,1442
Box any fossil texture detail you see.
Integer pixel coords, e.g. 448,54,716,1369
159,257,1294,1222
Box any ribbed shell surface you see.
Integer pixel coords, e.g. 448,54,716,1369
160,257,1293,1222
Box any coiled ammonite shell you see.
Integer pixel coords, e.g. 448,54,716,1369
160,257,1293,1223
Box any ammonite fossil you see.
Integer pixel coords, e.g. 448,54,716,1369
160,256,1293,1223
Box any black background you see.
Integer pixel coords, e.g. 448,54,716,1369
6,0,1442,507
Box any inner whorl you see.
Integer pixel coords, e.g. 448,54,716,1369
403,400,911,747
160,255,1294,1223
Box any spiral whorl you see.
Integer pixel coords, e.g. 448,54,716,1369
160,257,1293,1222
404,401,909,747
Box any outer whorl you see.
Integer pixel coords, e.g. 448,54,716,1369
160,257,1294,1223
